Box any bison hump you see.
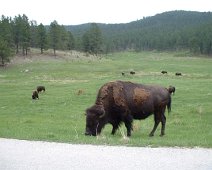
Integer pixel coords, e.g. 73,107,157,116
112,82,127,107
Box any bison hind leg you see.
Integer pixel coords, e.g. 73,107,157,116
149,121,160,137
124,115,133,137
160,114,166,137
150,108,166,137
149,113,160,137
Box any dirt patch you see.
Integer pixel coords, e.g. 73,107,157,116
9,50,103,65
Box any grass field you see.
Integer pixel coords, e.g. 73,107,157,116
0,50,211,148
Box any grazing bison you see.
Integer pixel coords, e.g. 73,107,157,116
37,86,45,93
121,72,125,76
175,72,182,76
85,81,172,137
32,90,39,99
161,71,167,74
130,71,135,75
167,86,175,95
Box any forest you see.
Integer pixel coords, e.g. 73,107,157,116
0,10,212,65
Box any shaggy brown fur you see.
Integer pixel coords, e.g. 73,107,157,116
85,81,172,137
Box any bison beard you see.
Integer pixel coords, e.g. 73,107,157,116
85,81,172,137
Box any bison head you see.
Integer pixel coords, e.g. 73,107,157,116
85,104,105,136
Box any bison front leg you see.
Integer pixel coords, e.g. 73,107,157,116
111,120,121,135
111,124,119,135
149,121,160,137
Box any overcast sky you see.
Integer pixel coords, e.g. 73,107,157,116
0,0,211,25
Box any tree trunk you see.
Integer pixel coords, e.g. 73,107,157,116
54,48,56,56
16,44,19,54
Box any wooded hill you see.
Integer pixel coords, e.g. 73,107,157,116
67,10,212,54
0,10,212,65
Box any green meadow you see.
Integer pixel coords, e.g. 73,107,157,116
0,50,211,147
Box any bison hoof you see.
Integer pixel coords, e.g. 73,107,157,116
149,133,154,137
160,134,165,137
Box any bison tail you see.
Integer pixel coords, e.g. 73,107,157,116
167,95,172,113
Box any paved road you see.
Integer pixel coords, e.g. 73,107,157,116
0,138,212,170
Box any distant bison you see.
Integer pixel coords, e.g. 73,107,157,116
175,72,182,76
161,71,167,74
77,89,85,95
85,81,172,137
121,72,125,76
37,86,45,93
167,86,175,95
32,90,39,99
130,71,135,75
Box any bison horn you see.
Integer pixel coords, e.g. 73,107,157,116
98,108,105,118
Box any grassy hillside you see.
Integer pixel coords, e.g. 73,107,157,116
0,50,211,147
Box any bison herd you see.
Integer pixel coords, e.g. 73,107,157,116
122,70,182,76
121,71,136,76
161,70,182,76
32,80,176,138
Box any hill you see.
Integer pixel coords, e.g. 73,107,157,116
66,10,212,54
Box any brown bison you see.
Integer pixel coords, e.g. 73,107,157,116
167,85,175,95
130,71,135,75
32,90,39,99
161,71,167,74
85,81,172,137
37,86,45,93
175,72,182,76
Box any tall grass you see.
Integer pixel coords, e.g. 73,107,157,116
0,51,211,147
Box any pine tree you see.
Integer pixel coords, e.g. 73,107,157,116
0,38,11,65
13,14,30,55
49,20,60,55
37,23,48,54
67,31,75,50
82,23,102,55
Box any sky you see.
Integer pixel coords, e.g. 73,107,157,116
0,0,211,25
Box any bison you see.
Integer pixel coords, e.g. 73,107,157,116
32,90,39,99
37,86,45,93
130,71,135,75
175,72,182,76
161,71,167,74
85,81,172,137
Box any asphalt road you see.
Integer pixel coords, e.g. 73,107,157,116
0,138,212,170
